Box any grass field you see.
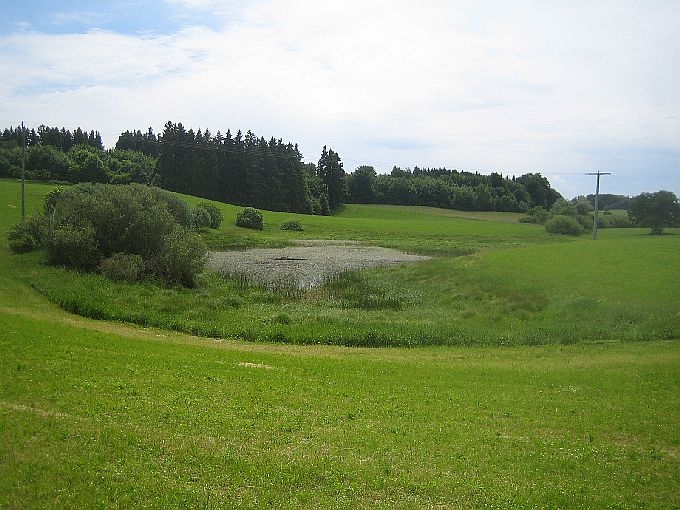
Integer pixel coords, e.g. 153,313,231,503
14,182,679,347
1,179,679,508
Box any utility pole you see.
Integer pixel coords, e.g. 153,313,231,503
586,171,610,240
21,121,26,222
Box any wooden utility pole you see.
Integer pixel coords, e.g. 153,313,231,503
21,121,26,222
586,171,610,240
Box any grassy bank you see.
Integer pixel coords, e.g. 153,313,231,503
6,179,674,347
2,311,679,508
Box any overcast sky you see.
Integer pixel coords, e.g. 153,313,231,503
2,1,678,198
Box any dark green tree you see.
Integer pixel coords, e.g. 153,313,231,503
68,145,108,183
629,190,680,234
515,173,561,209
26,145,71,180
347,165,376,203
317,146,345,210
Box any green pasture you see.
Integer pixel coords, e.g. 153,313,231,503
1,179,680,508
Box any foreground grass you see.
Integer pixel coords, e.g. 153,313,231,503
2,310,680,508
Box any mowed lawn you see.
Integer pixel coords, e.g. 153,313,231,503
2,310,680,509
1,179,679,508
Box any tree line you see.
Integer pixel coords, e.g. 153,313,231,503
345,166,561,212
155,121,343,214
2,125,103,151
2,121,567,214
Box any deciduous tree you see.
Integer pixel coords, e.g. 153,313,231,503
629,190,680,234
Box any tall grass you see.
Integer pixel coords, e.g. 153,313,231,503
25,225,680,347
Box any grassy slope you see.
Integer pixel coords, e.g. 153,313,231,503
1,179,680,508
32,235,677,347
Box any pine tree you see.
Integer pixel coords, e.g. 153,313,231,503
317,146,345,210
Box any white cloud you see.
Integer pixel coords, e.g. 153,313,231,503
1,0,678,198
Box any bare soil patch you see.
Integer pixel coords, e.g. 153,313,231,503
207,240,430,289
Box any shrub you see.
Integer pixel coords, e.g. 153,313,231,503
28,183,206,286
44,224,102,269
100,253,145,282
519,206,549,224
550,198,577,217
191,205,212,229
319,194,330,216
600,212,632,228
280,220,304,231
236,207,263,230
43,185,64,214
7,216,44,253
545,215,583,236
194,202,222,229
45,183,176,260
148,227,207,287
147,187,193,227
576,214,594,231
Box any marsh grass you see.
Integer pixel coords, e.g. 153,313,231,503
322,270,406,311
26,234,680,347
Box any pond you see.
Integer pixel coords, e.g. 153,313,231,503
206,240,430,289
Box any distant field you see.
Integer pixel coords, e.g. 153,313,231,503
1,178,679,508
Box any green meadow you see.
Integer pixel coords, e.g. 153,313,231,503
1,179,679,508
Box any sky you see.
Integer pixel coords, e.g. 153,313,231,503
1,1,679,199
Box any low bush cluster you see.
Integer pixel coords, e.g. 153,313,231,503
7,216,43,253
7,183,208,286
192,202,223,229
545,215,583,236
519,206,550,224
236,207,264,230
521,198,591,236
100,253,145,281
599,211,632,228
280,220,304,231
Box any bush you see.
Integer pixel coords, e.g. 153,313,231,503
599,212,632,228
519,206,549,224
25,183,206,286
44,224,102,269
280,220,304,231
147,187,193,228
236,207,263,230
194,202,222,229
319,194,330,216
191,205,212,229
148,227,206,287
576,214,594,231
100,253,145,282
550,198,577,217
7,216,44,253
545,215,583,236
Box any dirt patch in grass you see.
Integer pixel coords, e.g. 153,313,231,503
207,240,431,289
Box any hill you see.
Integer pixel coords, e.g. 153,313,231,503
2,179,679,347
1,179,679,507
